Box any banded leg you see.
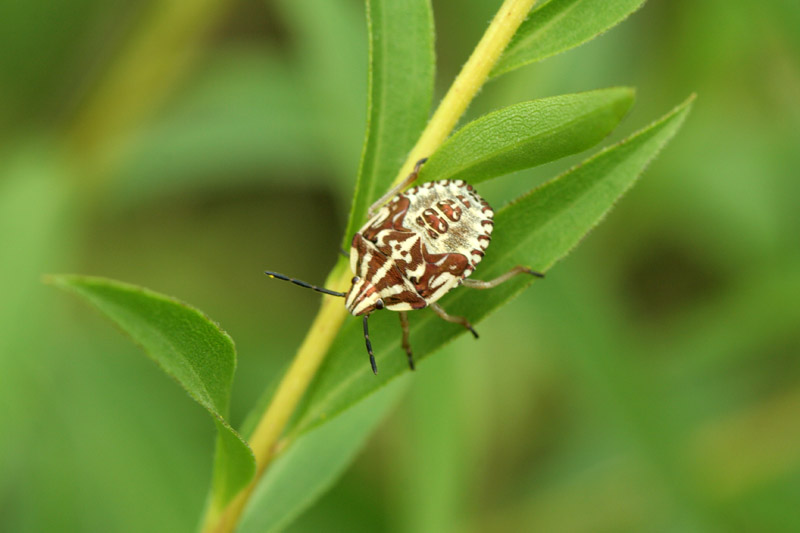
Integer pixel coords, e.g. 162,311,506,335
363,315,378,375
367,158,428,217
461,266,544,289
429,302,479,339
399,311,415,370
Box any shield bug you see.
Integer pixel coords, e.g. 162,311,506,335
265,159,543,374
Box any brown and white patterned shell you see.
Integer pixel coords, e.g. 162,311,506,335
345,179,494,316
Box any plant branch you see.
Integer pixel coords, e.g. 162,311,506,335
390,0,537,187
202,264,351,532
66,0,231,183
202,0,536,530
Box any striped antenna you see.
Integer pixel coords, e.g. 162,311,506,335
264,271,347,298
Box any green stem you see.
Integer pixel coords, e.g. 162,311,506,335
66,0,231,183
202,0,537,530
390,0,537,187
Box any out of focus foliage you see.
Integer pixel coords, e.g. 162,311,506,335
1,1,798,532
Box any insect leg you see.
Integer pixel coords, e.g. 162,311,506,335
363,315,378,375
461,266,544,289
398,311,415,370
429,302,479,339
367,157,428,217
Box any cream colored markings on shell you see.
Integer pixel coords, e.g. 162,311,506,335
346,233,426,315
266,176,511,376
346,180,494,314
405,181,492,262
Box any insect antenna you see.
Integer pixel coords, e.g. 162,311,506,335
264,271,347,298
363,315,377,374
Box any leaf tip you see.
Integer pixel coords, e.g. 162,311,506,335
676,92,697,110
666,93,697,126
622,86,637,100
43,273,76,290
613,86,637,116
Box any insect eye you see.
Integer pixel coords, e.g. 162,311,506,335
376,299,385,310
351,276,360,284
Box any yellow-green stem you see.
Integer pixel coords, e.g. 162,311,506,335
203,0,536,530
66,0,230,182
203,262,351,532
390,0,537,187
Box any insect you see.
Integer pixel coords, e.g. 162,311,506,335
265,159,543,374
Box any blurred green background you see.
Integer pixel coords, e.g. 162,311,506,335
2,0,799,531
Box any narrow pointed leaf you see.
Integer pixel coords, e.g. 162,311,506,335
491,0,647,78
46,275,255,512
342,0,435,248
291,95,694,436
237,377,408,533
230,1,432,526
419,87,634,184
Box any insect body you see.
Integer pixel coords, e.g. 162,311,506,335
346,179,492,315
266,159,543,374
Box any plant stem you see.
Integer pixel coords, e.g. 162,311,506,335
202,0,536,530
66,0,231,182
202,265,351,532
390,0,537,187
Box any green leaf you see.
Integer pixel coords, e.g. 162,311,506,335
342,0,435,248
419,87,635,184
491,0,647,78
46,276,255,513
237,376,409,533
290,95,694,436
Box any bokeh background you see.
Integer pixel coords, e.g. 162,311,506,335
2,0,799,531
